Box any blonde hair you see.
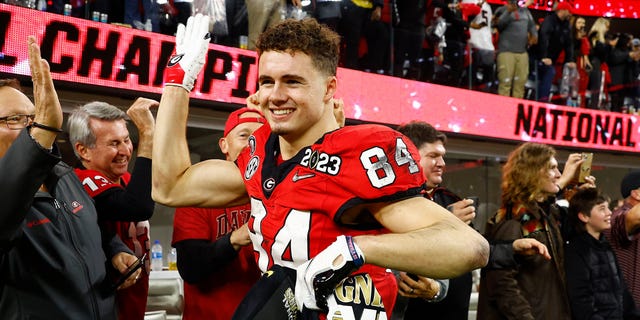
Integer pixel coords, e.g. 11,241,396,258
589,18,610,45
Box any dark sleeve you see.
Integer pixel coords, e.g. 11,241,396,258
486,241,518,269
483,219,535,320
564,240,602,320
608,48,631,66
537,17,552,59
564,25,575,62
590,41,609,61
0,130,59,253
102,232,133,260
93,157,154,222
173,234,240,284
373,0,384,8
556,204,574,242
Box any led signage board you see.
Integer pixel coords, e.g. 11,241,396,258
1,4,638,153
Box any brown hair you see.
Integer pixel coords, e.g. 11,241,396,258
396,121,447,149
568,188,607,233
501,143,556,206
0,78,22,91
256,18,340,77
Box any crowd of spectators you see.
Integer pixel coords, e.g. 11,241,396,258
3,0,639,110
5,0,640,112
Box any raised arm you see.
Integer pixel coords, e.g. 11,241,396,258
29,35,63,149
151,15,248,208
1,37,64,249
126,97,157,159
153,86,248,207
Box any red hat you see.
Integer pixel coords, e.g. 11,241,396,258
555,2,572,12
223,107,266,137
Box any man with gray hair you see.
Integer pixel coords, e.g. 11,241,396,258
68,98,157,320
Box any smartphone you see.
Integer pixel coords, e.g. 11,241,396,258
578,153,593,183
112,253,146,290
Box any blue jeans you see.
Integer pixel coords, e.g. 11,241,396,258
537,62,556,102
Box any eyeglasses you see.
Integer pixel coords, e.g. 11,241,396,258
0,114,35,130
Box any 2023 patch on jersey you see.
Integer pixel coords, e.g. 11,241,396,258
236,124,426,318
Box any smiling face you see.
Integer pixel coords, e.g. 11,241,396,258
581,201,612,237
257,50,337,149
76,118,132,182
538,156,562,198
418,141,446,189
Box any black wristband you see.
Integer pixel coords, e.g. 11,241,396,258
32,122,63,133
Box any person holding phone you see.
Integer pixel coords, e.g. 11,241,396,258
68,99,157,320
395,122,553,320
0,37,139,320
477,143,594,320
394,121,478,319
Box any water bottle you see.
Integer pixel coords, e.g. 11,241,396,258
151,240,163,271
36,0,46,11
167,248,177,271
63,4,72,16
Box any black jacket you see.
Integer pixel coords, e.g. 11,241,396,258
404,187,472,320
0,129,129,319
537,12,574,63
565,232,640,320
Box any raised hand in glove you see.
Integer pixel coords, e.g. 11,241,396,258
165,14,210,92
295,235,365,312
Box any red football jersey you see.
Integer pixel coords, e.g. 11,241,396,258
236,124,426,318
74,168,150,320
172,205,261,320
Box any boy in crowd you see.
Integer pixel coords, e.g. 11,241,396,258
565,188,639,319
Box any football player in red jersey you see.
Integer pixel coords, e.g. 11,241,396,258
152,15,489,319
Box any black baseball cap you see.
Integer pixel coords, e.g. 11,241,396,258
620,171,640,198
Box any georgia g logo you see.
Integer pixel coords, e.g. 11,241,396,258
168,54,184,67
263,178,275,191
244,156,260,180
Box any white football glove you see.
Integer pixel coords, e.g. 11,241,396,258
164,14,210,92
295,235,365,312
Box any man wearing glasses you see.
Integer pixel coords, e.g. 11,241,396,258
0,113,35,129
0,88,35,152
0,38,139,319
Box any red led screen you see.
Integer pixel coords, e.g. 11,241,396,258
486,0,640,19
1,4,639,153
0,4,258,104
